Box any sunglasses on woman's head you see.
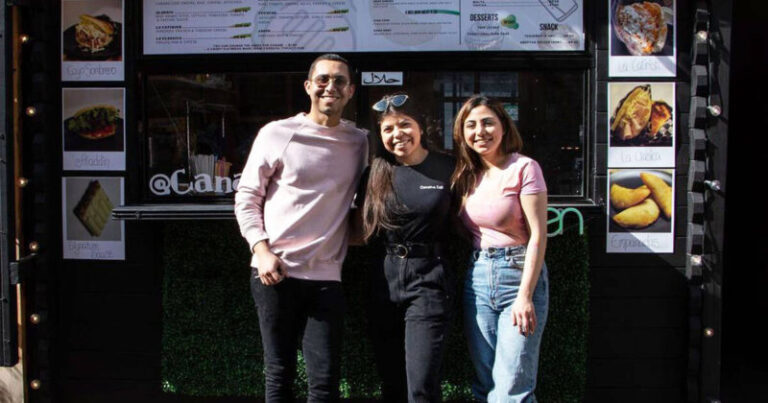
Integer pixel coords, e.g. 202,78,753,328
372,94,409,112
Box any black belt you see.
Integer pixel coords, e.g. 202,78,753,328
385,243,440,259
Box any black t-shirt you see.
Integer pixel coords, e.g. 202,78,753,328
359,152,456,245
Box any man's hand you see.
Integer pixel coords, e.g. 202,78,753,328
253,241,285,286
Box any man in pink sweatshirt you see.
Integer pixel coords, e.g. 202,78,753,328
234,54,367,402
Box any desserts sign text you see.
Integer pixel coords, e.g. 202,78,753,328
149,169,241,196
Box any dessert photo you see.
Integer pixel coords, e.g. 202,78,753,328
610,0,674,57
62,0,122,61
63,176,123,242
73,180,114,237
608,169,673,233
609,82,674,147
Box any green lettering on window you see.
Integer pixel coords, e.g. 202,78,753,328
547,207,584,237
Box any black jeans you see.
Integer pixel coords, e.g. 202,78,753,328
369,255,454,403
251,274,345,402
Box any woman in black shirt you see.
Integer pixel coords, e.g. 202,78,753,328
355,93,456,402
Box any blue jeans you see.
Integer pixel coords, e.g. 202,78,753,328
463,246,549,403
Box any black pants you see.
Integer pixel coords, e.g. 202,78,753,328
369,255,454,403
251,275,345,402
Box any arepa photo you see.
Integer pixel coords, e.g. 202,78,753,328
62,87,125,153
61,0,123,61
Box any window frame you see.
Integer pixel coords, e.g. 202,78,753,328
125,1,599,208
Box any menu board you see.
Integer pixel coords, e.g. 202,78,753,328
142,0,584,54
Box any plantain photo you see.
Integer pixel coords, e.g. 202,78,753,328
609,82,674,147
608,169,673,233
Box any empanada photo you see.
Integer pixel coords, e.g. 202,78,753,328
640,172,672,219
612,198,660,229
610,184,651,210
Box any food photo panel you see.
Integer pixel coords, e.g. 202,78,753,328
607,82,675,168
61,0,124,81
606,169,675,253
62,176,125,260
608,0,676,77
62,87,126,171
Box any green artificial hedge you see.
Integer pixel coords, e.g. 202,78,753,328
161,221,588,401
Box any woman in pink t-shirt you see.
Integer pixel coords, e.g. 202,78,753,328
451,95,549,402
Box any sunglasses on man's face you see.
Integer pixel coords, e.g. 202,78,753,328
372,94,409,112
311,74,350,88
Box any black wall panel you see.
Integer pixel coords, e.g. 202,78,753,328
31,1,702,402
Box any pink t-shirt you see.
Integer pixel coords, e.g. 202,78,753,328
460,153,547,249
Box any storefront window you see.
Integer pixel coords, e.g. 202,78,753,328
365,71,586,197
144,72,317,200
143,70,585,201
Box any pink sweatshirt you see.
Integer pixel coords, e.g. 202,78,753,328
234,113,368,281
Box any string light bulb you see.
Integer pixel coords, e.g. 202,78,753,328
689,255,702,266
704,180,721,191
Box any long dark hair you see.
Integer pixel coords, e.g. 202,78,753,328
362,93,432,241
450,95,523,205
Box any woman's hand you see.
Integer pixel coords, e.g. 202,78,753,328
511,296,537,337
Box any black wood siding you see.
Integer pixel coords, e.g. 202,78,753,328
584,0,692,401
44,2,697,403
